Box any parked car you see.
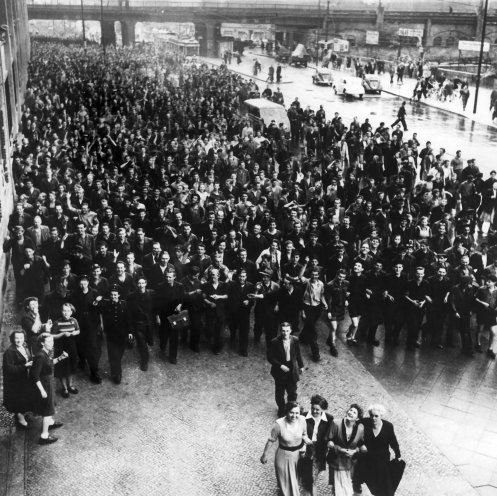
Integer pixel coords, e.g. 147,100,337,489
334,75,365,99
363,74,382,94
275,46,291,63
289,44,310,68
312,68,334,86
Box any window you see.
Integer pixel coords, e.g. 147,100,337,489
446,36,456,47
433,36,442,47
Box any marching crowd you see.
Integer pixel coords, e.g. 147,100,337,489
1,39,495,479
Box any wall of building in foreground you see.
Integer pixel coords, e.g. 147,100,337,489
0,0,29,312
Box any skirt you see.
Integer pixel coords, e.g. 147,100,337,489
275,447,301,496
34,375,55,417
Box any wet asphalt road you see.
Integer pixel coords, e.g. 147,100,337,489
265,62,497,174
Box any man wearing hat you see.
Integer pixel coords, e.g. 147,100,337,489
450,275,477,356
94,286,132,384
250,269,279,345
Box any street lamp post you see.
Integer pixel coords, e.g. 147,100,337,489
473,0,489,114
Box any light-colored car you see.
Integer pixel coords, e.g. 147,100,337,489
363,74,382,94
312,68,334,86
334,75,365,99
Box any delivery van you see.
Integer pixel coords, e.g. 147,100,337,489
240,98,290,131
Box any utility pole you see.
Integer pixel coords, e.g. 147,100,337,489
324,0,330,42
101,0,106,62
80,0,86,49
474,0,489,114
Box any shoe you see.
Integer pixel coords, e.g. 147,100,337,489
325,336,332,346
38,435,58,445
15,419,29,430
329,345,338,357
169,357,177,364
487,349,496,359
277,409,285,418
190,345,200,353
90,374,102,384
346,338,353,346
213,349,221,356
48,422,63,430
312,355,321,363
475,344,483,353
239,351,248,357
61,390,70,399
140,362,148,372
351,339,358,346
367,339,380,347
112,375,122,385
68,386,79,394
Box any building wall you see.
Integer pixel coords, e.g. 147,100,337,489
0,0,30,298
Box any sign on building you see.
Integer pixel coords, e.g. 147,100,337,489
366,30,379,45
398,28,424,39
458,40,490,52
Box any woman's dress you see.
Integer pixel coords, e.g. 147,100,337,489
327,419,364,496
270,415,307,496
52,316,79,378
31,350,55,417
358,419,401,496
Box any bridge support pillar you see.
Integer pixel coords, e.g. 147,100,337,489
101,20,116,47
476,2,484,39
121,20,135,46
376,3,385,29
424,18,432,48
205,22,216,57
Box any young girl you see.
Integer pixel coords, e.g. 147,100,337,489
52,303,80,398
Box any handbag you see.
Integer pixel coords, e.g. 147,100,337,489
389,458,406,494
166,310,190,331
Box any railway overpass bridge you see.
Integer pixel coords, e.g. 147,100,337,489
27,1,495,56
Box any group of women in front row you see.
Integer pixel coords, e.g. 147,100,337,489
2,325,69,445
261,396,402,496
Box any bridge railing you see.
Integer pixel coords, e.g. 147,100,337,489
27,0,365,11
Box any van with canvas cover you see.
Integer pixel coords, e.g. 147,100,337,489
240,98,290,131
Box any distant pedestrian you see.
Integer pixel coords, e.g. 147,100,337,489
276,64,282,83
268,65,275,83
490,88,497,120
391,101,408,131
460,84,470,111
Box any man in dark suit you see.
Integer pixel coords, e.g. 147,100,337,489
157,269,185,364
95,286,132,384
267,322,304,417
147,251,175,290
142,241,162,279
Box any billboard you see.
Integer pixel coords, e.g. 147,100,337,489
366,30,379,45
458,40,490,52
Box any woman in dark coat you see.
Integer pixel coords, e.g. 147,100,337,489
2,330,34,429
356,404,402,496
300,394,333,495
32,333,68,445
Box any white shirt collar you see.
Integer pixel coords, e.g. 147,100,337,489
305,411,328,422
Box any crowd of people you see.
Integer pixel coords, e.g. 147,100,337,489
2,38,496,462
